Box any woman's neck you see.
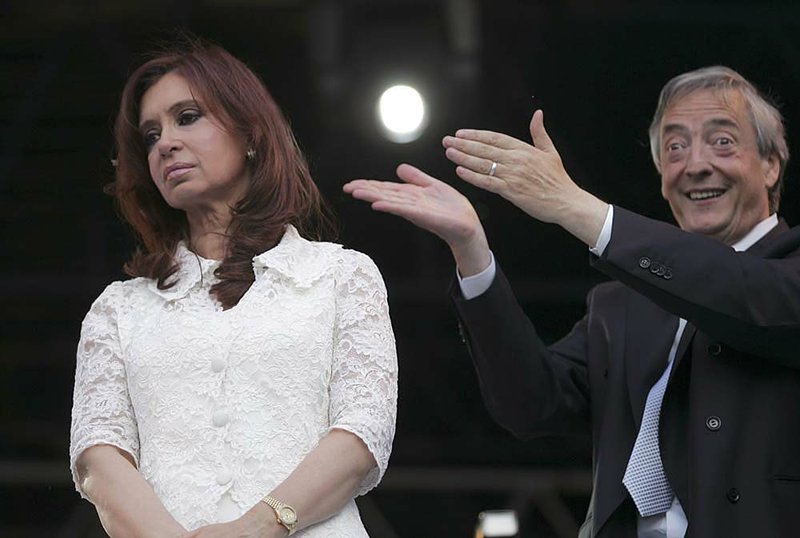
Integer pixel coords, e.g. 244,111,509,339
186,209,231,260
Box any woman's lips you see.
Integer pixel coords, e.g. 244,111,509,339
164,164,194,182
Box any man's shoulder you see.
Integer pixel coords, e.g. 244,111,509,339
762,218,800,257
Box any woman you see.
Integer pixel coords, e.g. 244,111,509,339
69,39,397,537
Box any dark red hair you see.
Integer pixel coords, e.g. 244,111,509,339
110,38,333,308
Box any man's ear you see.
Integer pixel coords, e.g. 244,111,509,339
763,153,780,190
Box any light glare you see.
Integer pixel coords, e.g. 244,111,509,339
478,510,519,537
378,85,426,142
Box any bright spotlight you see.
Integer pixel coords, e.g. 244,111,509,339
378,84,427,143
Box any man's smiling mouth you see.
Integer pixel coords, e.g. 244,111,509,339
687,189,726,201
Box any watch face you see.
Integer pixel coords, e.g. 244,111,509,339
279,507,298,525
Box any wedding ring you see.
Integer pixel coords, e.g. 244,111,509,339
489,161,497,177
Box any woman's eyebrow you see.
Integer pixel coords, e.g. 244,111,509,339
138,99,199,133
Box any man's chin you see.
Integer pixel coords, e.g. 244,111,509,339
679,218,728,240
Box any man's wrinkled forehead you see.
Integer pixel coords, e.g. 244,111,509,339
660,87,754,135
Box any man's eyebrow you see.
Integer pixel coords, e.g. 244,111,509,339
661,123,689,138
138,100,199,132
662,117,740,140
704,117,739,131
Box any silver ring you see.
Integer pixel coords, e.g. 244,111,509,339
488,161,498,177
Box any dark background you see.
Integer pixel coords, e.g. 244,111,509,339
3,0,800,536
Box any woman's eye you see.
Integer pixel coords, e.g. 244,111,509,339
178,110,201,126
144,131,160,149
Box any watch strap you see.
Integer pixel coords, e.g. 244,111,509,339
261,495,298,535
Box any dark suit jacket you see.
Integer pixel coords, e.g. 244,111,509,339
451,207,800,537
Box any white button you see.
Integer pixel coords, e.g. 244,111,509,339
244,458,259,474
212,410,230,427
211,357,226,372
216,469,232,485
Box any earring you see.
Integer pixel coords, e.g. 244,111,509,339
246,147,255,160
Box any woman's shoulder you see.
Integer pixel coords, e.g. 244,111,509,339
109,275,155,296
333,245,381,274
85,277,155,319
254,226,384,284
326,245,387,293
299,237,381,277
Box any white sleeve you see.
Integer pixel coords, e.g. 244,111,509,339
457,251,497,300
590,205,615,256
329,251,398,495
69,282,140,498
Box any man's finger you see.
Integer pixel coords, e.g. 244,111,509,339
529,109,556,153
442,136,502,161
396,163,437,187
452,128,522,150
346,186,384,204
343,179,376,193
454,165,502,194
343,181,391,200
343,179,391,195
445,147,496,177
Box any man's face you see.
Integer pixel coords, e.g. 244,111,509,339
658,88,779,245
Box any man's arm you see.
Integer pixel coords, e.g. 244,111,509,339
594,207,800,365
441,110,800,367
344,165,592,438
451,263,592,438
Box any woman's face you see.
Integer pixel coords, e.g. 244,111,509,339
138,72,250,214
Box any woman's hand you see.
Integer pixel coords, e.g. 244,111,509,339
186,503,285,538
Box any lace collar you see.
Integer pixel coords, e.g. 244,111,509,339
148,225,337,300
252,225,338,288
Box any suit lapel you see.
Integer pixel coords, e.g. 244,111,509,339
669,323,696,384
624,293,679,428
592,291,679,535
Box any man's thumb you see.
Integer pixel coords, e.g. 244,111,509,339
529,109,555,152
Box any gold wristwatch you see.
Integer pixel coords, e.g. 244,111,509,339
261,495,298,535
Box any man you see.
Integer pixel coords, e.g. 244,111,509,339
345,66,800,537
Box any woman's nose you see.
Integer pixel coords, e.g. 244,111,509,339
156,128,183,157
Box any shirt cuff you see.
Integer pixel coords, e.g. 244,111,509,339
589,205,614,256
457,251,496,300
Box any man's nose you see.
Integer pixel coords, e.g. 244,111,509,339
685,144,713,178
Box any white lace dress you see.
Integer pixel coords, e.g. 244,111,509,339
69,226,398,535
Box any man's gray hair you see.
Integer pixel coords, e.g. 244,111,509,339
648,66,789,212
